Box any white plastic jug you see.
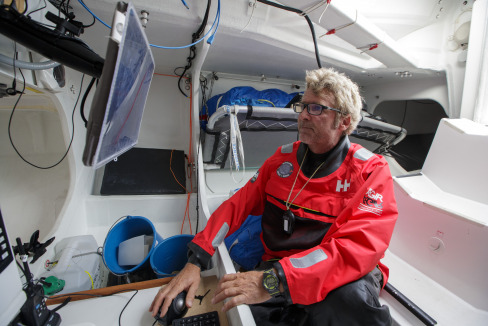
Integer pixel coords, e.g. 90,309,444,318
41,235,101,295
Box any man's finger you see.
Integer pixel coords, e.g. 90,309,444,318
222,294,247,312
212,285,240,304
149,286,169,316
158,291,177,318
186,281,200,308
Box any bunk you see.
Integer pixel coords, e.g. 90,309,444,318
201,104,406,169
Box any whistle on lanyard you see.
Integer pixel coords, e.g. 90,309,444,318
283,209,295,235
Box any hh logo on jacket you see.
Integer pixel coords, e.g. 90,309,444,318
336,179,350,192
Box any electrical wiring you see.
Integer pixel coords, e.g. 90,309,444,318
198,72,217,130
153,73,195,235
186,80,195,235
199,76,209,121
79,76,96,127
47,289,139,326
170,150,188,193
256,0,322,68
205,0,220,45
26,0,47,17
7,48,83,169
77,0,221,50
77,0,110,28
240,0,257,33
195,139,201,233
175,0,212,98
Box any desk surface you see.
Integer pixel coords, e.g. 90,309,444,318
47,276,229,326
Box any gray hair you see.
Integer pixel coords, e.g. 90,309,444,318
305,68,362,135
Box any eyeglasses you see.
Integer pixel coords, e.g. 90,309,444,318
292,103,343,116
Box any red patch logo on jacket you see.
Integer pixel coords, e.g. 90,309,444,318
358,188,383,216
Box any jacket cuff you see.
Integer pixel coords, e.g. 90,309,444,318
187,241,213,271
273,261,293,305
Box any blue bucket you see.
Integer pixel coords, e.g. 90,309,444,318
103,216,163,275
150,234,194,278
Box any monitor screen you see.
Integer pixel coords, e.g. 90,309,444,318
83,2,155,169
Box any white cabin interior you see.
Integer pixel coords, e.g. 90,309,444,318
1,0,488,325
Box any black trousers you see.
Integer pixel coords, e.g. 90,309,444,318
250,265,392,326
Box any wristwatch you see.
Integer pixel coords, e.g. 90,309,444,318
262,268,281,297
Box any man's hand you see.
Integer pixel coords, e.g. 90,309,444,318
211,271,271,312
149,263,201,318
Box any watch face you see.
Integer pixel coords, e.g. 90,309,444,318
263,269,280,298
264,274,278,291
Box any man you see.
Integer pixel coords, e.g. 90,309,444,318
150,67,398,325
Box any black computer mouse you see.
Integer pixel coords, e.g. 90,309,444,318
155,291,189,326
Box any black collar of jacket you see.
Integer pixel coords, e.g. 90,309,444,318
297,136,351,178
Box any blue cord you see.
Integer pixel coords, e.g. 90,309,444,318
78,0,110,28
180,0,190,10
206,0,220,44
77,0,220,49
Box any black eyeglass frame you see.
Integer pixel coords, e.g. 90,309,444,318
292,103,344,116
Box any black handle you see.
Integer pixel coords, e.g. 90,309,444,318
384,282,437,326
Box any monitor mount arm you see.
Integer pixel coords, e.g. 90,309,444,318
45,11,84,36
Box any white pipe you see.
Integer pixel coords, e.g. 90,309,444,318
192,36,212,220
460,0,488,124
0,53,60,70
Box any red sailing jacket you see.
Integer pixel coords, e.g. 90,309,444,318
191,140,398,305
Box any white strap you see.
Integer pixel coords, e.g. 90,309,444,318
226,105,246,182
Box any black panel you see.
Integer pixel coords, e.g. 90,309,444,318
100,148,187,195
0,209,14,274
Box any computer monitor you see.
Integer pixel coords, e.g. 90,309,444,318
83,2,155,169
0,4,104,78
0,208,27,326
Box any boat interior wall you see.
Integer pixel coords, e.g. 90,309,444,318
460,0,488,124
90,74,193,194
374,100,445,136
0,91,71,244
129,74,191,153
84,195,198,244
0,62,197,286
72,0,216,76
374,99,448,171
363,75,449,117
389,119,488,322
78,73,196,250
422,118,488,207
